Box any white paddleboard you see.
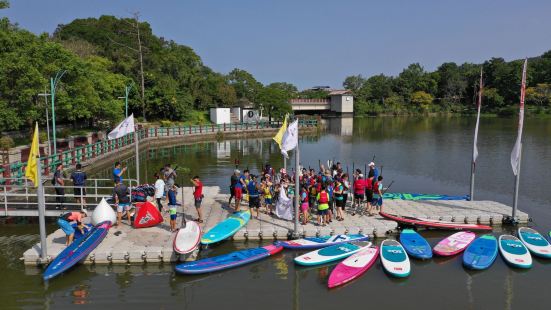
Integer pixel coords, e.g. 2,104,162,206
173,221,201,254
499,235,532,269
380,239,410,278
518,227,551,258
294,241,372,266
92,198,117,226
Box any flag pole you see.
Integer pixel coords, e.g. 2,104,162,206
36,157,48,263
135,126,140,184
470,68,483,201
294,119,300,238
512,143,522,219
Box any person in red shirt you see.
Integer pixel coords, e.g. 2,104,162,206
352,173,366,216
190,176,204,223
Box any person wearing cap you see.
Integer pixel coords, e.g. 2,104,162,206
247,174,261,218
368,162,379,180
57,210,88,245
229,169,240,207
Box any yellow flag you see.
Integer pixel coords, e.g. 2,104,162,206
25,123,40,187
273,114,288,149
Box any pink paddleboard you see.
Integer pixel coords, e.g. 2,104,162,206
328,246,379,288
433,231,476,256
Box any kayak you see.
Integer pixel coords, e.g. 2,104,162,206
399,229,432,259
463,235,498,270
433,231,476,256
294,241,372,266
382,193,469,201
278,234,369,250
43,221,111,280
499,235,532,269
201,210,250,245
380,212,492,231
173,221,201,255
175,244,283,274
328,245,379,288
518,227,551,258
380,240,410,278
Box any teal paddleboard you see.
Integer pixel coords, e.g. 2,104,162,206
201,210,251,245
499,235,532,269
294,241,371,266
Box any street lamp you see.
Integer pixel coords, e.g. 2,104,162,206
50,70,67,155
37,90,52,156
118,84,133,118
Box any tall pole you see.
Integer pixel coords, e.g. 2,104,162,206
470,68,483,201
36,157,48,262
294,123,300,237
50,70,66,156
135,126,140,184
39,90,52,156
512,143,522,219
510,59,527,222
284,156,287,172
125,85,132,118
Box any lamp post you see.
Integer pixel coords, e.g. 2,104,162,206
37,90,52,156
118,84,133,118
50,70,67,155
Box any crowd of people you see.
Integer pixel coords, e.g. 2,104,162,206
228,161,384,226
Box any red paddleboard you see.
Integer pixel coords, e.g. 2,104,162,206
433,231,476,256
328,245,379,288
133,201,163,228
379,212,492,231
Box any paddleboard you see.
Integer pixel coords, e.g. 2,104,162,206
72,223,92,240
382,193,469,201
518,227,551,258
462,235,498,270
294,241,372,266
433,231,476,256
173,221,201,254
380,212,492,231
43,221,111,280
278,234,369,250
399,229,432,259
91,198,117,226
380,239,410,278
201,210,251,245
499,235,532,269
175,244,283,274
328,245,379,288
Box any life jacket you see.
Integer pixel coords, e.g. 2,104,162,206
318,191,329,204
354,179,365,193
366,178,374,191
301,191,308,203
373,181,381,194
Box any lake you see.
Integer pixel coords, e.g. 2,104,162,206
2,116,551,309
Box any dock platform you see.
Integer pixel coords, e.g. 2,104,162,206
22,186,529,265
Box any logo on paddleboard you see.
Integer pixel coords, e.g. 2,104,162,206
139,211,153,225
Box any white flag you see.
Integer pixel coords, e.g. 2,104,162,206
472,68,483,163
280,120,298,158
510,59,527,176
275,187,293,220
108,114,135,140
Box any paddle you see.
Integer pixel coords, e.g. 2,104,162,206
377,180,395,209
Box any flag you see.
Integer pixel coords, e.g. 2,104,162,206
272,114,288,149
25,123,40,187
510,59,527,175
473,68,483,162
280,119,298,158
108,114,135,140
275,186,293,220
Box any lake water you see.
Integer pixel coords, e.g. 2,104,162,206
2,116,551,309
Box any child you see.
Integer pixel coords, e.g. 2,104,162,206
262,176,274,215
300,186,309,225
316,184,330,226
167,185,178,232
372,175,384,213
334,180,345,221
326,181,334,223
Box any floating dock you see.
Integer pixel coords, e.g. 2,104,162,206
22,186,529,265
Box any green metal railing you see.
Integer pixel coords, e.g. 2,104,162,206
1,120,317,183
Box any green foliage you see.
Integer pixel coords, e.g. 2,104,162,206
411,91,433,111
0,136,14,150
257,83,293,121
0,1,9,9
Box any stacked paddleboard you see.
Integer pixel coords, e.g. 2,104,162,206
278,234,369,250
294,241,372,266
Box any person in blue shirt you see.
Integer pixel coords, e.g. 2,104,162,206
113,162,127,184
247,174,260,218
368,162,379,181
167,185,178,232
70,163,87,206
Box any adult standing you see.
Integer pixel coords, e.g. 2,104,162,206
154,173,165,213
229,169,240,207
368,162,379,180
113,162,127,185
163,164,177,192
57,210,88,245
113,179,131,226
247,174,261,219
352,173,365,216
53,163,66,209
70,163,87,207
190,176,204,223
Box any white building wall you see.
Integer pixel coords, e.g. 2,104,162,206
209,108,231,124
330,95,354,113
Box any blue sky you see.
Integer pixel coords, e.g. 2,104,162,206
2,0,551,89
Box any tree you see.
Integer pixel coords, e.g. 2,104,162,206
411,91,433,111
343,75,365,94
526,84,551,107
482,88,505,110
227,68,263,104
395,63,437,100
257,84,293,121
0,0,9,9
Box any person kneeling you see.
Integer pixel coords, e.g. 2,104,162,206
57,210,88,246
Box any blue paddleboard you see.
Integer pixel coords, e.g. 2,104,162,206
499,235,532,269
518,227,551,258
175,244,283,274
72,223,92,240
463,235,498,270
43,221,111,280
201,210,251,245
399,229,432,259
